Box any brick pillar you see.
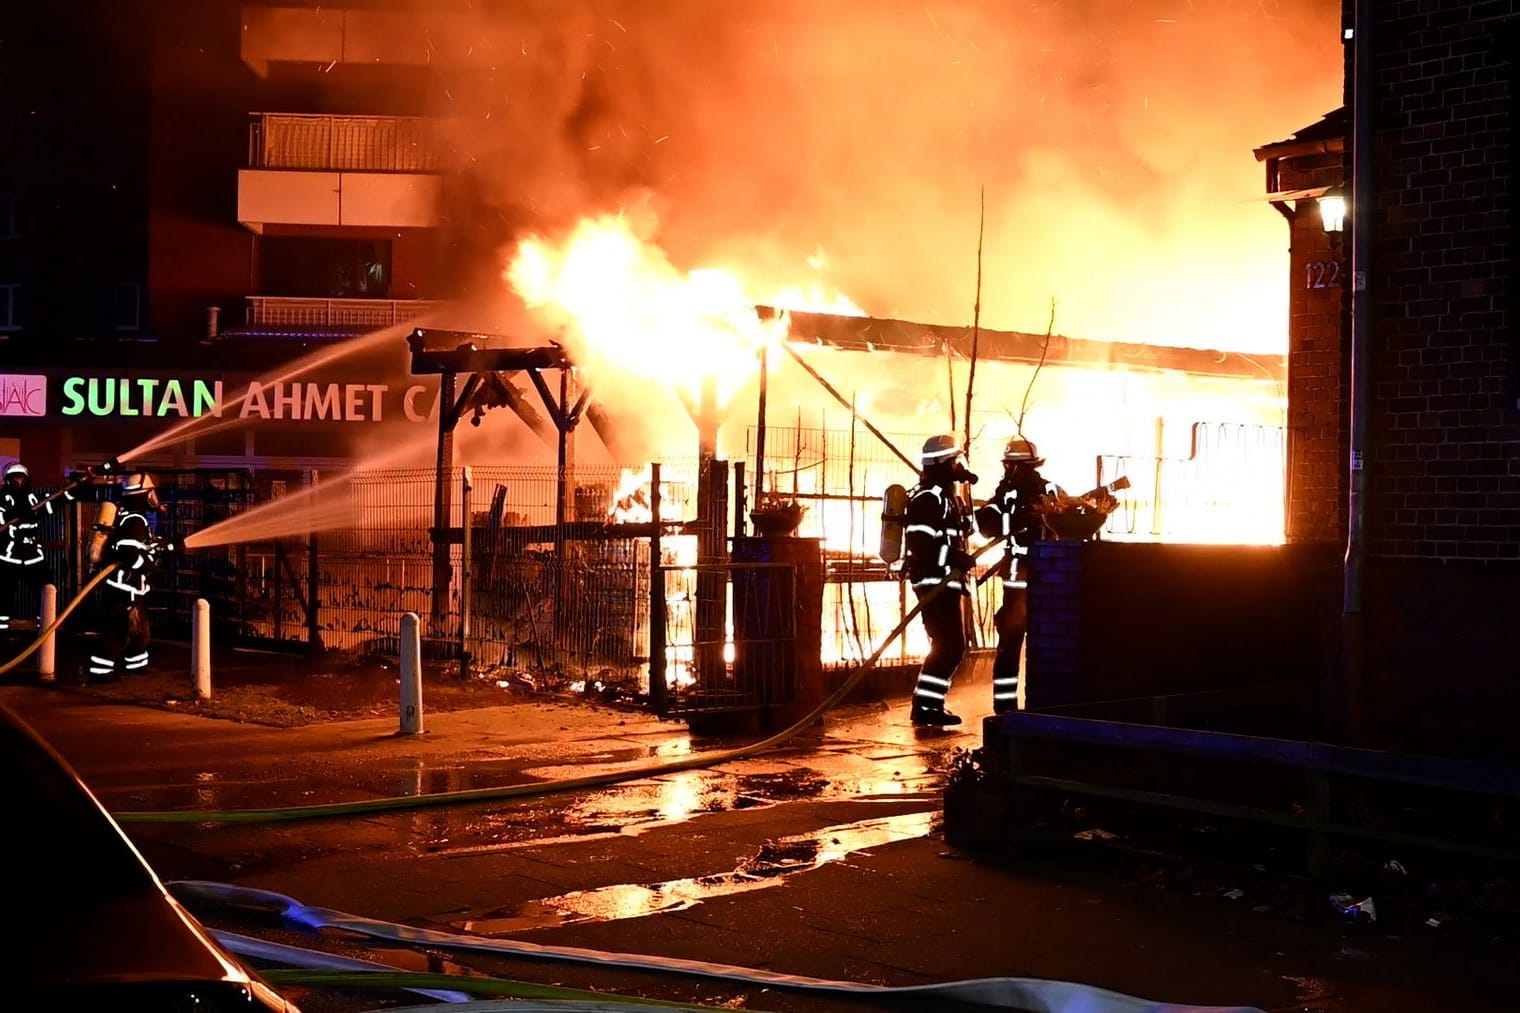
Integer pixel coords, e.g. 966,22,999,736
1276,151,1348,546
731,535,823,728
1025,540,1083,709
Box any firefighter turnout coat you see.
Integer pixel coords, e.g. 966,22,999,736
975,467,1053,587
1,487,64,568
103,509,165,601
903,481,975,595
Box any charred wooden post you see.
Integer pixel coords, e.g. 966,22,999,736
694,378,728,689
649,463,667,714
754,345,769,501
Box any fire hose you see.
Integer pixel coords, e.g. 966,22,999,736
176,882,1259,1013
113,537,1010,825
0,565,118,679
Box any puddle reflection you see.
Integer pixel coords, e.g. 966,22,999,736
456,810,934,935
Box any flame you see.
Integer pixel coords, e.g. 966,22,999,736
509,215,778,407
770,282,866,317
609,465,653,523
506,214,867,412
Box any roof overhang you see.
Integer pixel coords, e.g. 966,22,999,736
1264,185,1332,203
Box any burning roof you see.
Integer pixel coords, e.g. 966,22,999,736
768,308,1283,382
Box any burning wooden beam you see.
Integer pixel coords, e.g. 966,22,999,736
759,308,1284,382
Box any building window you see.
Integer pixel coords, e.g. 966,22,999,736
0,284,18,332
113,283,142,332
259,236,392,299
0,194,16,239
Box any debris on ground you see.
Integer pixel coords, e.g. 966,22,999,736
1330,893,1378,922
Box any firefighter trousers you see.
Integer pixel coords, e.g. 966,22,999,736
0,560,49,632
992,581,1028,713
91,590,151,680
911,586,966,713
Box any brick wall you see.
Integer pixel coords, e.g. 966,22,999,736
1364,556,1520,761
1365,1,1519,561
1026,541,1332,710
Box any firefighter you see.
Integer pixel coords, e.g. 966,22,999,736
89,472,174,682
903,434,978,726
975,436,1056,713
0,462,69,635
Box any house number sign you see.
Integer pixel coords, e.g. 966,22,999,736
1306,260,1342,289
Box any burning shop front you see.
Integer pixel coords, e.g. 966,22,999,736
386,303,1307,724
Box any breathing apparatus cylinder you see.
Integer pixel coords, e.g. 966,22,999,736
87,501,118,566
879,483,908,564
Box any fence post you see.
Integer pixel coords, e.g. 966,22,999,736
307,469,321,656
38,584,57,682
192,598,212,700
648,463,667,715
399,611,425,735
459,466,473,680
732,461,747,538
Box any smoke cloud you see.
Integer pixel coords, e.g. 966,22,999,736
432,0,1339,353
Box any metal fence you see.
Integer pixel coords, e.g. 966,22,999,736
1098,422,1288,544
20,419,1281,693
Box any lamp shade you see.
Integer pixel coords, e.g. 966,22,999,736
1319,184,1347,234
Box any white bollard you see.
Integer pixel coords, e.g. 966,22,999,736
192,598,212,700
399,611,425,735
38,584,57,682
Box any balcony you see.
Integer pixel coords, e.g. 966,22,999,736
241,5,497,75
238,113,444,232
232,296,446,339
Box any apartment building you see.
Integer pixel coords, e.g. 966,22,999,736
2,0,475,480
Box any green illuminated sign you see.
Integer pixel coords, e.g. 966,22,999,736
57,376,439,423
60,377,222,418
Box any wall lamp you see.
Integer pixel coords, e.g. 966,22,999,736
1319,184,1348,246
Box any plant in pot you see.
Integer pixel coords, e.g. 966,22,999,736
750,490,806,536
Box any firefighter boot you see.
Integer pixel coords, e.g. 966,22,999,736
911,704,963,727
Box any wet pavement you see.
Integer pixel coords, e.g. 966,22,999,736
2,668,1516,1012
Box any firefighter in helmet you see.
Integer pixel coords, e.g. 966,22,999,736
1,462,70,635
902,434,978,726
89,472,174,682
975,436,1057,713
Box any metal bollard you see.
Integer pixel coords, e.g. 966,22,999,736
192,598,212,700
399,611,425,735
38,584,57,682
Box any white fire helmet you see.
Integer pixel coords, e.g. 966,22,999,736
920,434,962,468
3,462,28,481
121,472,156,495
1003,437,1044,466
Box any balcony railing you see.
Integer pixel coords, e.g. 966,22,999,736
248,113,445,172
244,297,445,330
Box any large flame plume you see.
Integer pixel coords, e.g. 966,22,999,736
437,1,1338,354
506,213,860,410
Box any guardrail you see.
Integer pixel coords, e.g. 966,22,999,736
244,297,444,329
248,112,445,172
